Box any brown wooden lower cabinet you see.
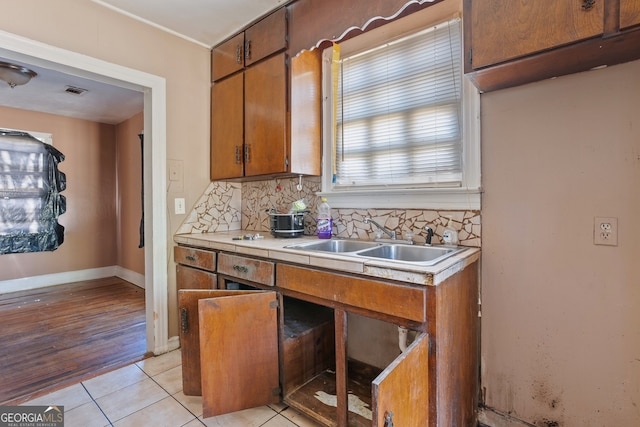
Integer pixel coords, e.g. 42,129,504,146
176,248,478,426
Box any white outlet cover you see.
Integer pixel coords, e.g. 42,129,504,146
594,216,618,246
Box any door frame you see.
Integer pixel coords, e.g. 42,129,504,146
0,29,170,355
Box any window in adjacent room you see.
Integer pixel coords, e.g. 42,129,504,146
321,9,480,209
0,129,66,254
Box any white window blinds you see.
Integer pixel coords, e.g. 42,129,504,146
334,18,462,189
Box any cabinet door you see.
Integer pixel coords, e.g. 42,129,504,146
211,72,244,180
621,0,640,29
199,291,280,417
176,265,217,290
469,0,604,69
212,33,245,82
178,290,256,395
372,333,429,427
244,7,287,67
244,53,288,177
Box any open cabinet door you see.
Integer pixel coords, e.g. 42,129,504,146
178,290,263,396
372,333,429,427
199,291,280,418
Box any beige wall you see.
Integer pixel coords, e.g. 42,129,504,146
0,0,211,336
116,112,145,275
481,60,640,425
0,106,117,280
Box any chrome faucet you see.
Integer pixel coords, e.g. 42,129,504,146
364,217,396,240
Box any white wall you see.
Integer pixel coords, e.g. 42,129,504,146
480,60,640,425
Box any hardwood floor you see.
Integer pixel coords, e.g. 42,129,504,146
0,277,147,405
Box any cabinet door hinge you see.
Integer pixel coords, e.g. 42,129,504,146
467,48,473,65
269,299,279,309
180,308,189,333
285,156,289,168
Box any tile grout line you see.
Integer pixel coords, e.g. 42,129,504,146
80,382,114,427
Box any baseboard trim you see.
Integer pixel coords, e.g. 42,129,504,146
478,407,536,427
0,266,145,293
115,267,145,289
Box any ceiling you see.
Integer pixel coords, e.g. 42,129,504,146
0,0,285,125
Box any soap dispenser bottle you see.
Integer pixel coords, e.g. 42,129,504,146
442,217,458,246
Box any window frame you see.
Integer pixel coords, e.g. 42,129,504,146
318,10,481,210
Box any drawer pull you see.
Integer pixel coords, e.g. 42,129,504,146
233,265,249,273
186,255,196,261
180,308,189,334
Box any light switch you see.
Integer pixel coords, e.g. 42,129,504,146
175,198,186,215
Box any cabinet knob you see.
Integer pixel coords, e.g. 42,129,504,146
186,255,196,262
581,0,595,11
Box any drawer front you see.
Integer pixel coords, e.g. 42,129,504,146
174,246,216,271
217,253,275,287
176,265,217,290
277,264,426,323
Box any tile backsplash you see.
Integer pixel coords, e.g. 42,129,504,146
177,176,481,247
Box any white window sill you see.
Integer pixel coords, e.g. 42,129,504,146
316,187,482,210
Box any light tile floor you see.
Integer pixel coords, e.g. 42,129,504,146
22,350,322,427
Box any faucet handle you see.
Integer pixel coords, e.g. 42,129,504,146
424,226,434,246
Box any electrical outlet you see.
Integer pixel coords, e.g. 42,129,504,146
174,198,186,215
594,217,617,246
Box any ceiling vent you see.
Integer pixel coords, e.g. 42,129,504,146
64,85,88,95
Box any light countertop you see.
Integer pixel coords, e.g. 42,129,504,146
174,231,480,286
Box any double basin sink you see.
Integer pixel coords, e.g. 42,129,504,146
285,239,465,266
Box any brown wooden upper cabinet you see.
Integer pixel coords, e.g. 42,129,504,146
211,8,288,82
621,0,640,30
210,6,321,181
464,0,640,92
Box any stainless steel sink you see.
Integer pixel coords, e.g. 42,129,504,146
285,239,382,253
355,244,464,265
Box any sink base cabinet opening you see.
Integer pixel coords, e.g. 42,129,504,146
182,276,430,426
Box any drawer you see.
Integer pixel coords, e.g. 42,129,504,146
217,252,275,287
174,246,216,271
277,264,426,323
176,265,217,290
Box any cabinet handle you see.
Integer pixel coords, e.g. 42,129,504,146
581,0,595,10
235,145,242,164
244,144,251,163
180,308,189,334
186,255,196,261
233,264,249,273
244,40,252,60
236,43,243,64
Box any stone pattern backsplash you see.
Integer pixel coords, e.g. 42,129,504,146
177,176,481,247
176,181,242,234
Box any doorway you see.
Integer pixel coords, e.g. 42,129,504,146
0,29,170,355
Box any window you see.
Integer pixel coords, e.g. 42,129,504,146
321,12,480,210
0,129,66,254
